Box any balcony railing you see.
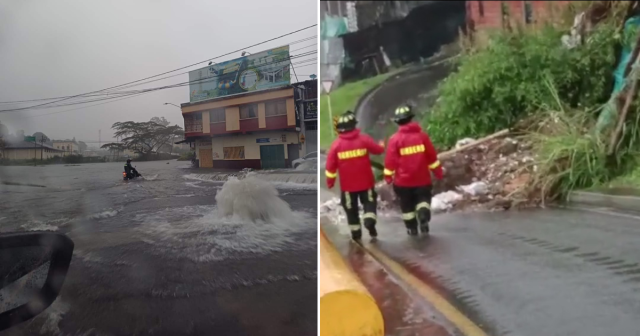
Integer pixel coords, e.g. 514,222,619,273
185,123,203,133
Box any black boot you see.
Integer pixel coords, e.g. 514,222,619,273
417,208,430,234
351,229,362,241
364,220,377,238
405,221,418,236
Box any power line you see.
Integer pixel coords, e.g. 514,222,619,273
0,35,317,106
0,25,317,112
13,60,317,120
1,54,317,114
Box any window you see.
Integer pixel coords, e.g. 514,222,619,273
240,104,258,119
478,1,484,17
524,1,533,24
304,151,317,160
265,99,287,117
223,146,245,160
210,108,225,123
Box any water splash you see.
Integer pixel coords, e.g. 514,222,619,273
216,176,297,223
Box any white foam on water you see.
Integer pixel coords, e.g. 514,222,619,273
142,174,159,181
20,221,59,232
185,181,206,189
216,176,301,222
39,297,70,335
135,177,312,262
88,209,119,220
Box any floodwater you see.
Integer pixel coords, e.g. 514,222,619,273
0,160,317,336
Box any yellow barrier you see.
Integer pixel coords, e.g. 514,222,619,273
320,231,384,336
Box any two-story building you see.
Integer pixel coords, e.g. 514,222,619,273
180,45,313,170
52,139,79,156
182,86,304,169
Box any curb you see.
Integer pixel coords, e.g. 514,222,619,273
319,228,385,336
567,189,640,212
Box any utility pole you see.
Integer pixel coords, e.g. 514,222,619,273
40,135,44,161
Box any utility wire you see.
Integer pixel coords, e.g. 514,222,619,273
0,25,316,112
14,60,317,120
0,52,317,112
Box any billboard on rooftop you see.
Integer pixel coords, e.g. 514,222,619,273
188,45,291,103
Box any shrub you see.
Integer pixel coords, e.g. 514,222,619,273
424,22,618,149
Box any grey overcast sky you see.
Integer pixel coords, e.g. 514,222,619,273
0,0,317,146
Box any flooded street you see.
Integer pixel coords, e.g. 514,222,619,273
0,161,317,336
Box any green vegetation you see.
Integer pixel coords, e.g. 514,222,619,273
320,72,397,149
425,23,618,149
421,2,640,200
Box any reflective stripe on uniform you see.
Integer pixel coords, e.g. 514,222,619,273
345,192,351,209
402,212,416,220
429,160,441,169
416,202,430,210
383,168,394,176
337,148,368,160
399,144,425,156
368,189,374,202
325,170,337,178
363,212,377,220
349,224,361,231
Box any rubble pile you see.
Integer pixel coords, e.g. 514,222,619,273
375,132,540,214
319,131,542,222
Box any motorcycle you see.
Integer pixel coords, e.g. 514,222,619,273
122,170,142,181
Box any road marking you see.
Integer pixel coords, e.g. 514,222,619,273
359,242,490,336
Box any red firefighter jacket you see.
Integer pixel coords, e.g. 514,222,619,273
325,129,385,192
384,122,442,187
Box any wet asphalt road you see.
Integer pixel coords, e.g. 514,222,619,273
0,161,317,336
323,198,640,336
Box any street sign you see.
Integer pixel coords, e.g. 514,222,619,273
24,136,36,142
310,74,317,79
322,80,333,94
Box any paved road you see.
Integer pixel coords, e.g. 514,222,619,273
0,161,317,336
356,62,453,141
323,201,640,336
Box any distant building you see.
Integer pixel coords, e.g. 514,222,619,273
52,140,79,156
467,1,571,30
1,141,63,160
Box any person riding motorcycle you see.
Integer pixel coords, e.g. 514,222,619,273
383,104,443,236
124,159,141,179
325,111,385,240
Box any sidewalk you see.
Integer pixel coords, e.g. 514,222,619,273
567,187,640,213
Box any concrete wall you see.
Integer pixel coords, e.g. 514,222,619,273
468,1,571,30
3,148,61,160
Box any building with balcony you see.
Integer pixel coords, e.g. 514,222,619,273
181,85,307,169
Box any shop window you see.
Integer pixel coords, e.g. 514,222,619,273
240,104,258,119
210,108,226,123
265,99,287,117
223,146,245,160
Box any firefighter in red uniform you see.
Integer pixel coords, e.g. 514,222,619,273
326,111,385,240
384,104,443,236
